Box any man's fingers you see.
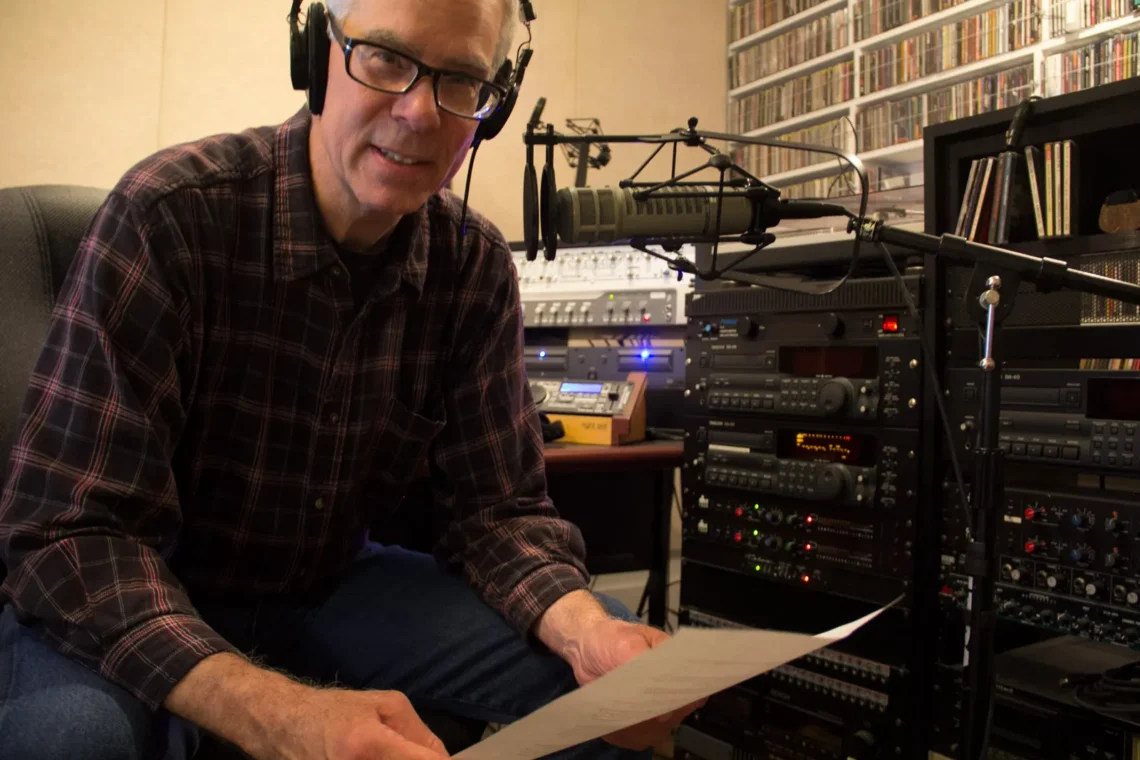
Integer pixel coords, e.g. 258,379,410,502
370,692,450,755
603,725,660,751
337,721,450,760
603,715,678,750
373,722,451,758
651,698,703,726
677,697,707,717
641,625,671,647
396,719,448,754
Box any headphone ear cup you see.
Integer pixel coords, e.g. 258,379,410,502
477,85,518,143
523,162,539,261
305,3,331,115
474,60,516,143
289,5,310,90
290,40,309,92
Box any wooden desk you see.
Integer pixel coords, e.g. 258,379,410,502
400,440,684,628
543,440,684,629
544,439,684,471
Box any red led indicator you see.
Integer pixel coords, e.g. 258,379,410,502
801,574,811,583
804,542,814,552
642,314,651,322
882,316,900,332
735,507,744,517
734,531,742,543
1024,507,1035,520
805,515,815,524
1024,541,1039,554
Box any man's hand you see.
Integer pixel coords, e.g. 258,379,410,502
279,688,451,760
164,652,449,760
534,590,704,751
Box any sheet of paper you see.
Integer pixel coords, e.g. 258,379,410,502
455,599,897,760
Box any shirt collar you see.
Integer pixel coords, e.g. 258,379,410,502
271,107,430,295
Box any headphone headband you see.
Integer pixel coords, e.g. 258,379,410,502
288,0,535,140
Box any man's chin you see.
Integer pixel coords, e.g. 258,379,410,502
355,184,432,218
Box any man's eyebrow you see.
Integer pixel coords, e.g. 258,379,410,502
356,28,492,78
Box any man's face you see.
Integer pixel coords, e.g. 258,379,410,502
313,0,504,219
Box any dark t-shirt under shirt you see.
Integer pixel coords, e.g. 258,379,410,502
334,244,385,311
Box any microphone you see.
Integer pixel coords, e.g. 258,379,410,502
553,185,850,245
528,97,546,128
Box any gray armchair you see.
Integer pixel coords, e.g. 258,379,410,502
0,185,487,756
0,185,109,475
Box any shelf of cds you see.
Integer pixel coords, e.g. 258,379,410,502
727,0,1140,201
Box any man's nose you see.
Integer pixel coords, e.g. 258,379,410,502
391,75,442,131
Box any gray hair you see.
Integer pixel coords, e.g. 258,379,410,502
323,0,518,71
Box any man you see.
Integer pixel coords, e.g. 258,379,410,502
0,0,699,757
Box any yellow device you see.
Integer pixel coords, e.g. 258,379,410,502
529,372,648,445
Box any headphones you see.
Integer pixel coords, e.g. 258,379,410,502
288,0,535,144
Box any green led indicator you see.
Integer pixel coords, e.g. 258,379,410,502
608,293,614,300
753,504,760,510
754,564,761,572
752,529,759,537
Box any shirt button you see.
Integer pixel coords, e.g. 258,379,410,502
314,497,325,510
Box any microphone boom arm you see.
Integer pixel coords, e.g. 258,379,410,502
523,117,869,296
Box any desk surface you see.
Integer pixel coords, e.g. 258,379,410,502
543,439,684,472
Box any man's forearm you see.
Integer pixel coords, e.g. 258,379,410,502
164,651,310,758
533,588,612,664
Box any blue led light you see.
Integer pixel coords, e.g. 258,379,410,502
539,350,546,358
640,349,650,360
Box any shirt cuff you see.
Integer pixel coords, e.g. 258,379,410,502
502,563,591,636
101,612,240,711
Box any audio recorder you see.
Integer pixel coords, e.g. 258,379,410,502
683,417,919,606
685,283,925,429
529,373,648,445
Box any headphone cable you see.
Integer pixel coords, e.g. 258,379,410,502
458,140,481,241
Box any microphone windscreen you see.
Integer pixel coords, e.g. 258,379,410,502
555,186,753,244
540,162,558,260
523,162,539,261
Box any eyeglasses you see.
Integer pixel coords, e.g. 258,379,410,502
327,15,506,121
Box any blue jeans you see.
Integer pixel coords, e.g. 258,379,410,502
0,543,652,760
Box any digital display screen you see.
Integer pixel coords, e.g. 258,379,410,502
778,430,872,465
559,381,604,395
1087,378,1140,421
779,346,878,378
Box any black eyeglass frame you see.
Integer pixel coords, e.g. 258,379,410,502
326,14,507,121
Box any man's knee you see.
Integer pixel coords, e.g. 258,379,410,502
0,608,195,760
594,592,641,624
0,680,156,760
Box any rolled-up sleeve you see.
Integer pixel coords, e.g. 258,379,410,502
431,232,589,635
0,191,238,710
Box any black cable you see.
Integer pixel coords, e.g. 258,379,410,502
881,238,987,758
457,140,481,241
706,166,730,276
879,242,972,538
1065,662,1140,713
826,116,859,198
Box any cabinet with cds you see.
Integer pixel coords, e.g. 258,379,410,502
924,73,1140,757
725,0,1140,215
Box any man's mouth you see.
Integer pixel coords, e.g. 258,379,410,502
376,146,423,166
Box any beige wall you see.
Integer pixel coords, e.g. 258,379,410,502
0,0,726,242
